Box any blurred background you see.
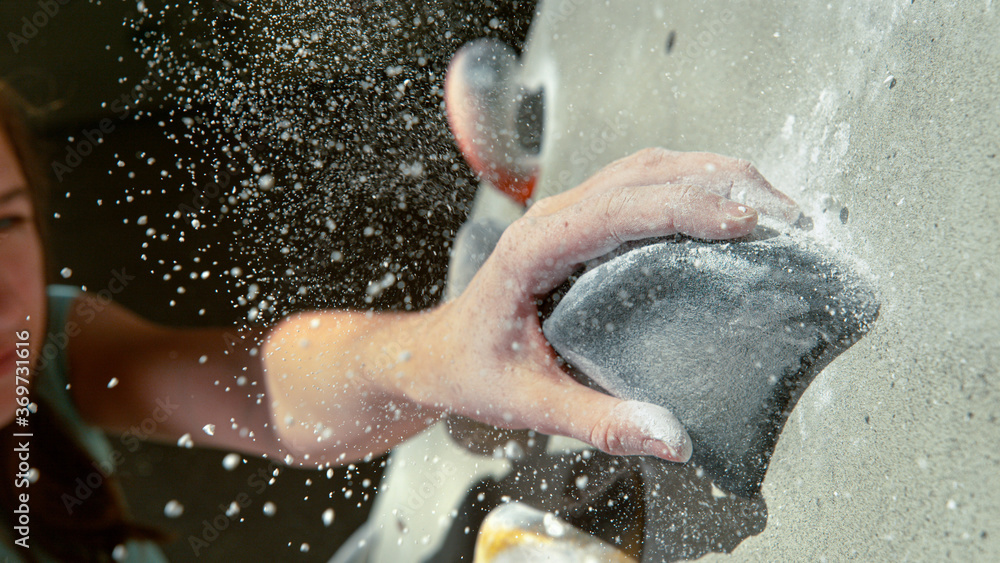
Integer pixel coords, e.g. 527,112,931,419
1,0,535,560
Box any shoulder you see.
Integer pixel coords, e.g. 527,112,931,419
58,287,172,427
41,285,165,363
64,286,171,344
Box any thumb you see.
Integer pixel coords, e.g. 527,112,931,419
517,379,693,463
587,398,693,463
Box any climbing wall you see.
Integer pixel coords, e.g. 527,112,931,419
518,0,998,559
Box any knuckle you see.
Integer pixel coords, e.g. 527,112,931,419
670,182,703,203
733,157,760,178
495,217,540,268
496,220,525,255
631,147,674,169
596,190,634,244
596,190,627,218
525,195,555,217
589,410,625,455
595,191,617,219
599,147,676,179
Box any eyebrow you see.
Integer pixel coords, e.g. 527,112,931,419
0,187,28,205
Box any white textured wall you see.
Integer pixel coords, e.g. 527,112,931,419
521,0,999,559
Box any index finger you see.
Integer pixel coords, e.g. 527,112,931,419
530,148,801,224
496,183,757,295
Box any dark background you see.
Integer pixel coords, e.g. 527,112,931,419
1,1,536,560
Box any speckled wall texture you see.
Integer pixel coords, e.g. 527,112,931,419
522,0,999,559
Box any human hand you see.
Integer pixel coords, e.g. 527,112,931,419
387,149,800,462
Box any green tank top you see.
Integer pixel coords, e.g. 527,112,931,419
0,285,169,562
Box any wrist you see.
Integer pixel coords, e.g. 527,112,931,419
359,304,452,417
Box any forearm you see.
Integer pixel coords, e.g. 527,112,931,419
262,306,449,467
70,321,288,460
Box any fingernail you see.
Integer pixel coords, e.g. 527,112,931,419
642,438,691,463
615,401,693,462
722,199,756,219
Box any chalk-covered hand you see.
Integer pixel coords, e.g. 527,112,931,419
386,148,800,461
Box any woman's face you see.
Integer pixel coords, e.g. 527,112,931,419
0,129,46,427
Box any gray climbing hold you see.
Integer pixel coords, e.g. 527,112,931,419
542,225,879,496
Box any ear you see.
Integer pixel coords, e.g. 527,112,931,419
445,39,543,205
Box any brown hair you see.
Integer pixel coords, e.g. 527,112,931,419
0,83,50,250
0,81,171,561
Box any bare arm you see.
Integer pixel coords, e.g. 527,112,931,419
68,149,799,469
263,149,800,466
259,309,446,466
66,297,287,460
